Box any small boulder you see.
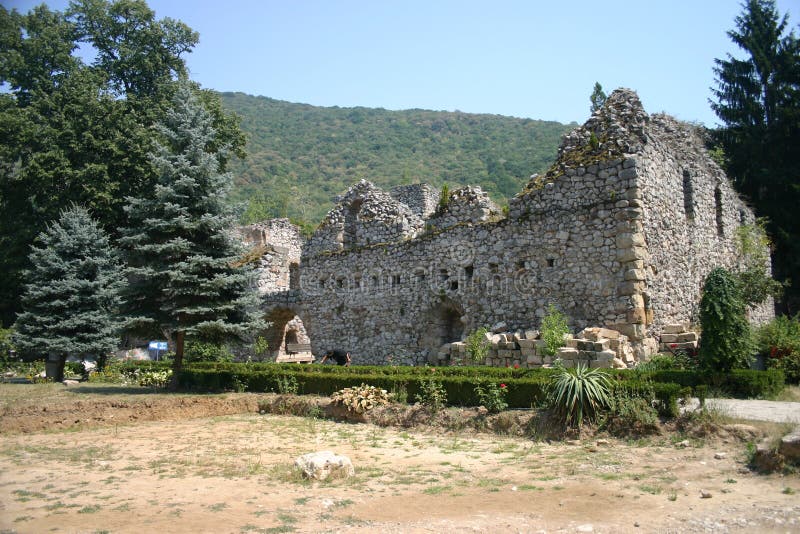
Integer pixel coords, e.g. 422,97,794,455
779,426,800,462
294,451,354,481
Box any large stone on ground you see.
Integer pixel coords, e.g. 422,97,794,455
779,427,800,462
294,451,354,481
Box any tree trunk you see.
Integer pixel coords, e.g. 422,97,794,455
169,330,185,391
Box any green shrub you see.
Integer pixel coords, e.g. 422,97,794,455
184,341,233,363
465,327,491,363
541,304,569,356
474,381,509,413
757,315,800,384
698,268,752,371
275,374,299,394
549,364,612,427
415,376,447,412
602,389,660,436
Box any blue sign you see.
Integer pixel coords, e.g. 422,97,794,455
149,341,168,351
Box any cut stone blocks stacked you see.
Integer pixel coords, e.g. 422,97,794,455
437,326,634,369
658,323,698,353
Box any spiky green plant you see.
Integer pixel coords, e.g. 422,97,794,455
549,364,612,427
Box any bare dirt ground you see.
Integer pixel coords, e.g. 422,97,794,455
1,384,799,533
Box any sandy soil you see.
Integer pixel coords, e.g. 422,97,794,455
0,384,798,533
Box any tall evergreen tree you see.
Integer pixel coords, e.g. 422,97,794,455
0,1,245,327
710,0,800,312
590,82,607,113
13,206,125,381
120,83,262,389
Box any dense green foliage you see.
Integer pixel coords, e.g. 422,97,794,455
220,92,574,225
119,84,262,387
13,206,125,380
710,0,800,313
757,315,800,383
0,1,244,327
734,222,783,307
698,268,752,372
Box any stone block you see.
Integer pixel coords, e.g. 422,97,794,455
615,232,645,248
660,333,679,343
560,359,575,368
677,332,698,342
520,347,536,357
627,307,647,324
617,281,643,296
577,340,594,351
565,338,579,349
779,428,800,462
518,339,536,349
558,348,578,360
439,343,452,354
589,359,612,368
526,354,543,365
624,269,646,281
596,350,616,362
616,246,647,263
663,323,689,334
524,329,539,340
498,349,520,358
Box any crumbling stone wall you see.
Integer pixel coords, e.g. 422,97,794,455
253,89,773,365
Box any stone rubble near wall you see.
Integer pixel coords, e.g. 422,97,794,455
251,88,774,366
439,326,635,370
428,186,501,231
389,184,440,219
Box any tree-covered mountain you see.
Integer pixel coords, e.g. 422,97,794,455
220,92,576,226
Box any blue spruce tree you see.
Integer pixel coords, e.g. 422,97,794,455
14,205,125,381
120,83,262,388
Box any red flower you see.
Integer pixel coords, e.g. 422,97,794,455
430,368,436,373
513,363,520,369
669,343,678,348
500,383,507,388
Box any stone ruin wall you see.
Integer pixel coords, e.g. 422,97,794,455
637,114,774,333
253,89,773,366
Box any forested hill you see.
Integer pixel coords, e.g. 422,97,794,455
220,92,576,226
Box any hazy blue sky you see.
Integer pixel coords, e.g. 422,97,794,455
7,0,800,125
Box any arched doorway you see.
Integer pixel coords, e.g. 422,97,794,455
262,308,313,361
419,298,465,361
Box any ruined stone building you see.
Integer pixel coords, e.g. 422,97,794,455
241,89,773,366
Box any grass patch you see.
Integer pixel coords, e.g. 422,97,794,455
423,485,452,495
78,505,101,514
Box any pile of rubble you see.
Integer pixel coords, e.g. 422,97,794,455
438,326,636,369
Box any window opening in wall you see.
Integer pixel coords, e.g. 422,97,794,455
714,186,724,236
682,169,694,220
318,278,326,290
547,258,555,267
488,263,499,273
464,265,474,280
371,275,379,287
449,280,459,291
353,275,361,290
516,260,525,270
336,278,345,289
414,269,426,283
289,262,300,290
391,274,401,287
342,198,363,249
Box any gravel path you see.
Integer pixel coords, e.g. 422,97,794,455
686,398,800,423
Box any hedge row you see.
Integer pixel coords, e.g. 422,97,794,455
121,360,784,401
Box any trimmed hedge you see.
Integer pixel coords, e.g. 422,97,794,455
610,368,785,399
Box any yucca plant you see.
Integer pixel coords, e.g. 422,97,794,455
549,364,612,428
